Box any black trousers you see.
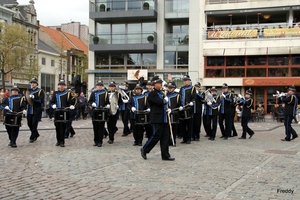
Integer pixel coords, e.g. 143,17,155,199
55,122,67,144
142,123,171,159
219,113,231,138
231,114,237,137
49,107,54,119
284,115,298,140
108,113,118,141
133,121,144,144
66,111,76,138
203,114,218,139
121,109,130,135
144,124,152,138
6,125,20,144
193,113,202,140
92,121,105,144
241,117,254,138
180,118,193,142
27,114,40,140
78,106,86,119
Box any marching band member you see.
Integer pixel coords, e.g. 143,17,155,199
51,80,76,147
65,88,78,138
128,85,148,146
218,83,233,140
107,81,122,144
140,76,174,161
193,82,204,141
143,80,153,139
3,86,26,148
230,89,238,137
27,78,45,143
120,82,133,137
203,87,219,141
88,81,110,147
166,81,181,146
279,86,298,141
179,75,196,144
238,89,255,139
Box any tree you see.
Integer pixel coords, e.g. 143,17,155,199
0,23,33,90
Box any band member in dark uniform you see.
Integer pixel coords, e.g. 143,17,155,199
107,81,122,144
179,75,196,144
238,89,255,139
166,81,181,146
3,86,27,147
193,82,204,141
141,76,174,161
218,83,233,140
203,87,219,141
279,86,298,141
143,80,153,139
88,81,110,147
51,80,76,147
65,89,78,138
120,82,133,137
230,89,238,137
128,85,148,146
27,78,45,143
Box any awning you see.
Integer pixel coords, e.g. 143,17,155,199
203,49,224,56
245,48,267,55
290,47,300,54
224,48,245,56
268,47,290,55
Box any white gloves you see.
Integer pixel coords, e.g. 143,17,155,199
222,94,226,98
164,96,169,103
189,102,194,106
4,106,9,110
146,108,150,112
196,90,199,94
23,110,27,115
179,106,183,111
29,94,35,99
167,108,171,114
116,105,119,109
70,105,75,110
131,107,136,112
207,101,212,106
92,102,97,107
122,99,128,103
52,104,56,109
106,104,110,109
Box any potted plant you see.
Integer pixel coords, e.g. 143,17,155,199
143,2,149,10
106,8,111,12
147,35,154,43
99,4,105,12
93,36,99,44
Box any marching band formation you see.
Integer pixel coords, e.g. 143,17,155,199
2,75,298,161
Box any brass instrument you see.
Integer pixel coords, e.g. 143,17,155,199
109,91,119,115
25,91,34,106
273,91,287,97
117,85,130,101
204,89,218,109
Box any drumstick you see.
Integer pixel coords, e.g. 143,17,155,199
166,106,175,146
171,104,189,111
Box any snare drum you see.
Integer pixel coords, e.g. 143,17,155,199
169,111,179,124
92,108,108,122
179,108,192,120
54,109,70,123
4,113,22,127
136,111,150,125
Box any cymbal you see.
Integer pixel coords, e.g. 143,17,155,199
25,90,34,106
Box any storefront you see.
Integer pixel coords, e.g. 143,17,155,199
243,78,300,114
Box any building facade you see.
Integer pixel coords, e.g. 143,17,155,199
88,0,300,113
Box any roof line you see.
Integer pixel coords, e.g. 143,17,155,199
60,31,79,50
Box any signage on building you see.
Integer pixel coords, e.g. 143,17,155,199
207,29,258,39
264,28,300,37
243,78,300,86
127,70,148,80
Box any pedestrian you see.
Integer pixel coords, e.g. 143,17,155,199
140,76,175,161
78,92,87,119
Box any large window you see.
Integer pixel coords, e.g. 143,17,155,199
226,56,245,66
112,24,126,44
248,56,267,66
207,57,224,66
268,55,288,66
292,55,300,65
40,73,55,92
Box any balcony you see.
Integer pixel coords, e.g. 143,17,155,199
165,0,189,19
89,0,157,22
205,0,277,4
89,32,157,52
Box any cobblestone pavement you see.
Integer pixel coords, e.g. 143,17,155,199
0,118,299,199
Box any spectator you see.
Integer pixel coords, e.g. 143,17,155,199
256,103,264,113
5,89,10,98
78,92,88,120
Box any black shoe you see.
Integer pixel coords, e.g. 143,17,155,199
186,141,191,144
93,143,98,146
65,136,69,139
195,138,200,141
55,142,60,146
220,136,224,138
108,140,113,144
97,143,102,147
162,157,175,161
11,143,17,148
60,144,65,147
133,143,138,146
121,134,128,137
29,139,34,143
140,148,147,160
34,135,39,141
210,138,215,141
223,137,228,140
238,137,246,139
70,133,75,137
8,142,12,146
191,138,195,141
249,132,255,139
281,139,291,141
180,140,186,144
177,136,182,139
291,135,298,140
138,143,142,146
204,135,209,137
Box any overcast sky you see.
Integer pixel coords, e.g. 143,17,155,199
18,0,89,26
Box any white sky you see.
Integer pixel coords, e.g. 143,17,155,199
17,0,89,26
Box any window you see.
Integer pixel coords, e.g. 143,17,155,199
207,57,224,66
95,54,109,65
127,54,141,65
248,56,267,66
42,57,46,65
177,52,188,65
226,56,245,66
51,60,55,67
111,54,125,65
206,69,224,77
143,53,156,66
246,68,266,77
164,52,176,65
226,69,244,77
268,55,288,66
292,55,300,65
268,68,288,77
112,24,126,44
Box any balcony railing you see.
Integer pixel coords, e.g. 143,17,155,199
165,33,189,46
90,0,157,12
165,0,189,13
203,23,300,40
90,32,157,45
205,0,277,4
